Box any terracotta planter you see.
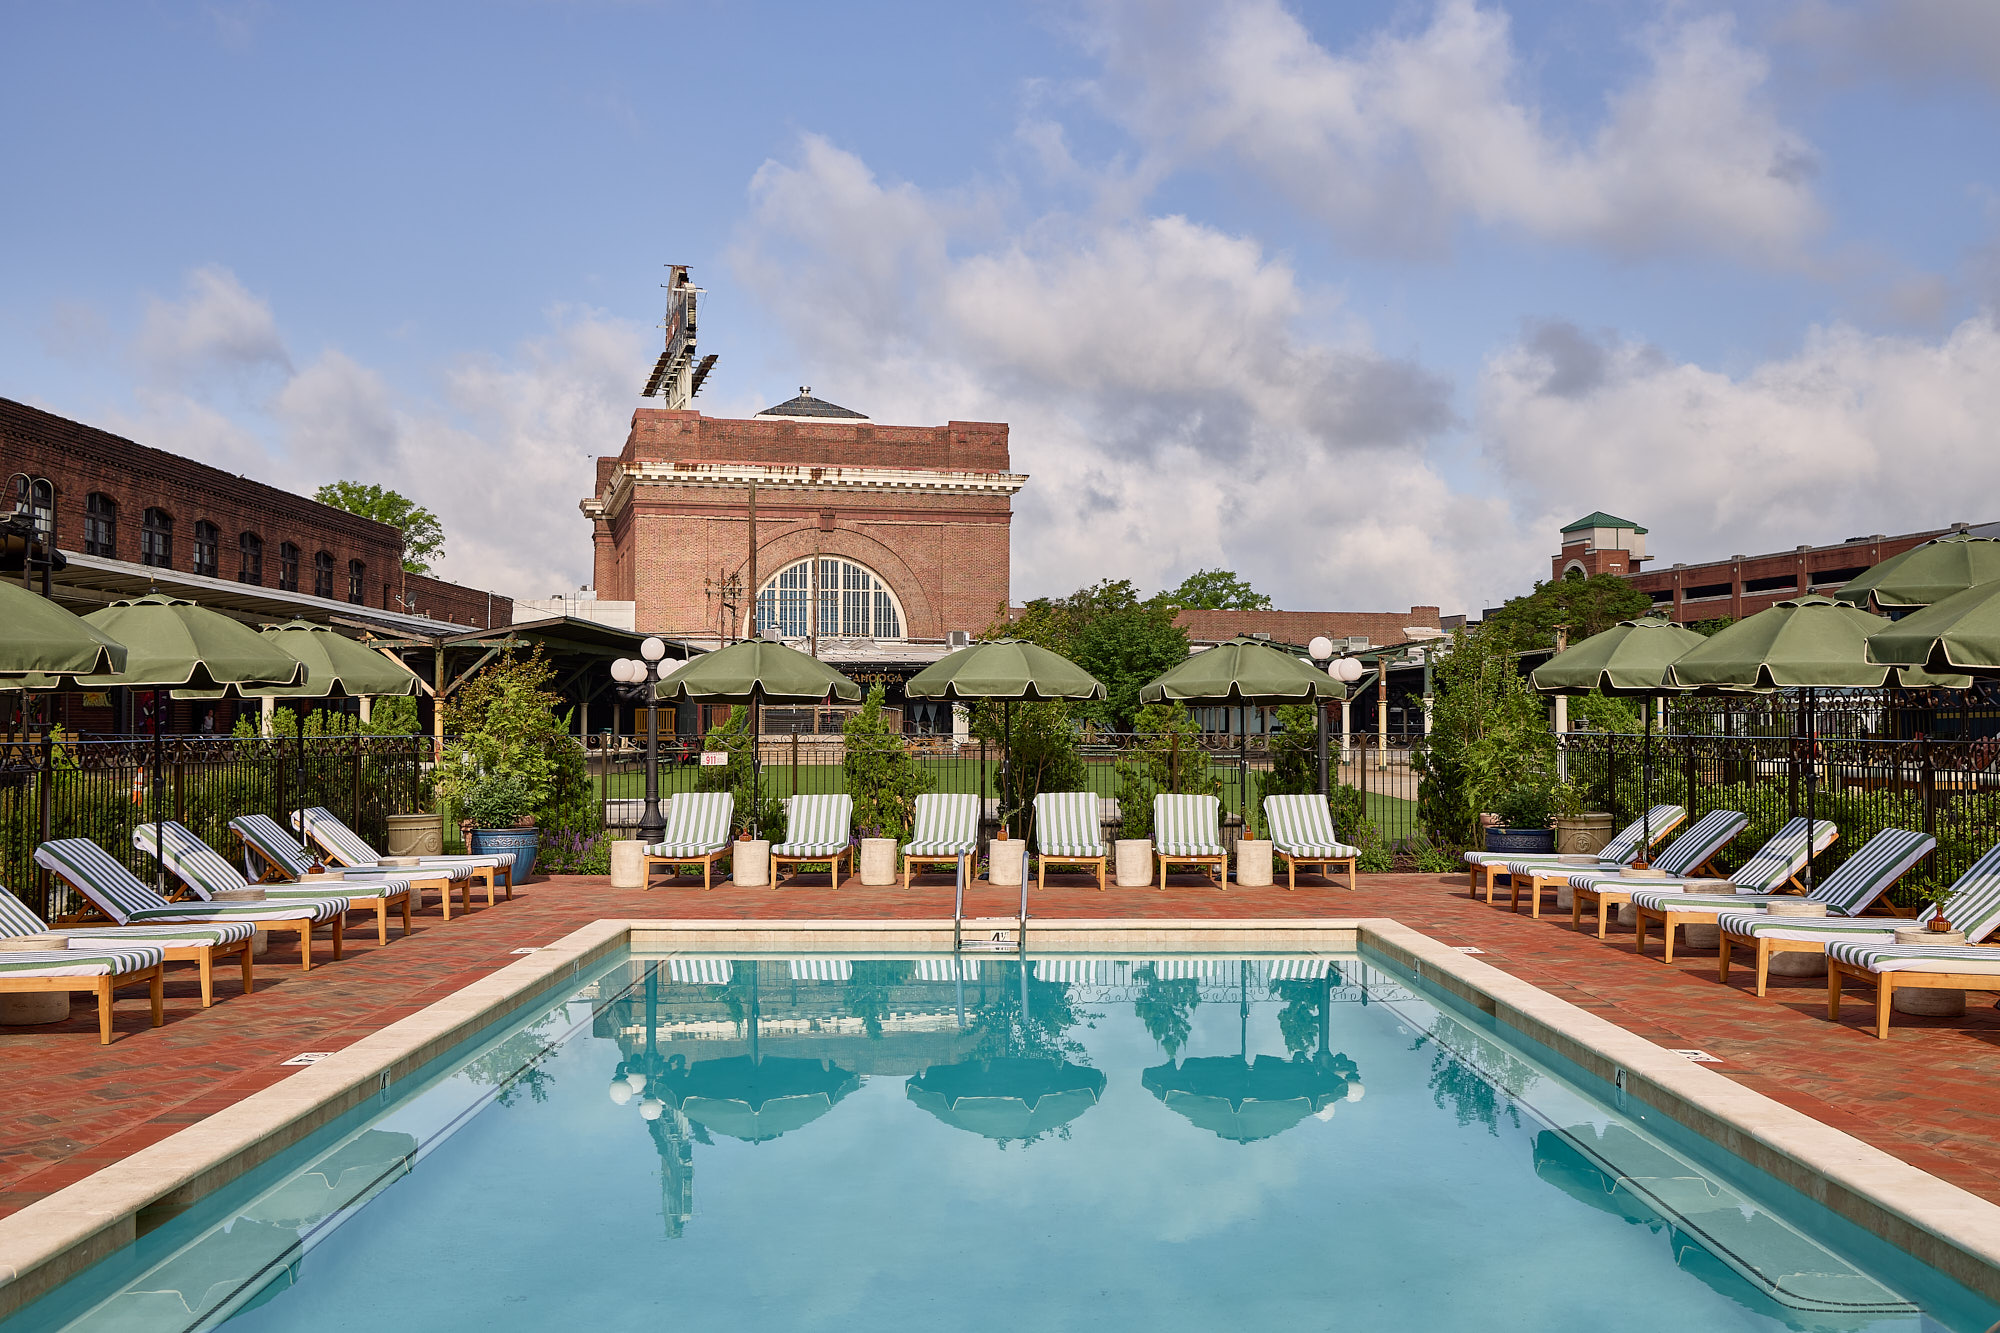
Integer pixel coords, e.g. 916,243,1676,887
989,838,1025,887
859,837,897,886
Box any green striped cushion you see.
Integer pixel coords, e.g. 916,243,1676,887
0,882,255,948
1826,940,2000,975
37,836,351,924
1562,810,1750,890
1720,817,1840,893
1635,827,1931,919
905,793,979,857
1034,792,1105,858
1153,795,1224,857
0,882,46,936
647,793,734,856
1263,796,1354,857
774,795,852,857
230,814,318,878
0,944,165,978
136,821,252,897
294,807,505,875
1730,843,2000,944
1464,805,1685,866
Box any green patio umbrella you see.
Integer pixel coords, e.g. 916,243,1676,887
1530,617,1708,864
1667,595,1966,887
660,1052,861,1144
1833,532,2000,613
905,1056,1107,1146
1866,578,2000,677
1140,1052,1359,1143
0,581,127,680
55,595,308,857
1138,636,1348,706
1138,636,1347,839
653,639,862,838
905,639,1106,838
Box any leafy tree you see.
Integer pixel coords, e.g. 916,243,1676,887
843,685,934,841
1414,627,1558,850
1001,579,1188,730
1481,573,1653,653
1167,567,1272,611
314,481,446,574
1685,616,1734,637
363,694,421,735
970,699,1086,838
433,650,574,818
1116,701,1220,839
697,706,786,840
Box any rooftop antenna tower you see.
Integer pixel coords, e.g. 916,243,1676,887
641,264,717,409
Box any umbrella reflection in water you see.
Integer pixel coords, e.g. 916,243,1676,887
906,1057,1107,1146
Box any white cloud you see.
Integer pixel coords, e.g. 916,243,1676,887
135,265,292,384
1083,0,1820,260
1478,314,2000,563
732,136,1531,614
1785,0,2000,93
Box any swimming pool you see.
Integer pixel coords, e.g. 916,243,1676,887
8,946,1997,1332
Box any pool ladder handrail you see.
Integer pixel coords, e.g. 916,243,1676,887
952,851,1027,957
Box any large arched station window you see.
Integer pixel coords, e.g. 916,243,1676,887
754,557,905,640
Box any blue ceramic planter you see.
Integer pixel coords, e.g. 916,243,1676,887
1481,827,1555,854
470,827,539,882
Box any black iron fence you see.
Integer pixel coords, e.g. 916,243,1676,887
0,735,433,919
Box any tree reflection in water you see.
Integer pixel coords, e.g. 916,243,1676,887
1132,963,1200,1056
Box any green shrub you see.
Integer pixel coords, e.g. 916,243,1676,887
843,686,934,841
1115,702,1219,840
698,707,786,841
462,772,533,829
971,700,1085,839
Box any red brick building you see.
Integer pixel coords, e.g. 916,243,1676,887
1549,509,1983,623
2,398,508,627
1175,606,1444,652
583,391,1023,644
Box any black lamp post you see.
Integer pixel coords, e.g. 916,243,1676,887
611,637,672,846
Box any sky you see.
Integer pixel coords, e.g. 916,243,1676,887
4,0,1999,619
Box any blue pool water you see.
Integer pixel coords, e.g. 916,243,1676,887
10,949,1997,1332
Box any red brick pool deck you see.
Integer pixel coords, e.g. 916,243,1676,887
5,870,2000,1220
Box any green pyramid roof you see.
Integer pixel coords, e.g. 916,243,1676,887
1561,511,1647,535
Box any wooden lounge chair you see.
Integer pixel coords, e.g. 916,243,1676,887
35,837,353,971
1,882,252,1009
1500,805,1689,916
1827,934,2000,1039
1464,804,1686,903
138,821,413,947
1154,794,1226,890
772,794,853,887
1567,810,1750,938
231,813,470,920
1719,843,2000,997
1262,795,1361,890
643,793,734,889
1033,792,1107,891
293,806,511,905
1625,817,1847,961
902,793,979,888
0,939,165,1043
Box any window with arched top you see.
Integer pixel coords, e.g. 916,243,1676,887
347,559,365,605
238,531,263,585
278,542,300,592
753,557,904,640
313,551,334,598
141,508,173,567
191,521,219,578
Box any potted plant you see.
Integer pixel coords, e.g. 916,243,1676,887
1548,781,1614,858
1916,882,1959,933
1483,784,1556,854
460,771,540,881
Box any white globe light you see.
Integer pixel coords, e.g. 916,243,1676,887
639,1097,664,1121
626,1071,648,1094
610,659,633,684
607,1079,633,1106
1333,658,1364,683
1345,1081,1366,1102
1308,636,1334,661
640,636,667,662
1314,1102,1338,1121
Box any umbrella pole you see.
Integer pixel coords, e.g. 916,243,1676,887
1804,687,1817,891
151,690,165,887
751,686,762,841
1001,700,1012,837
1638,702,1654,868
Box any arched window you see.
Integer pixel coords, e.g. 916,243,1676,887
238,531,263,585
347,559,365,605
141,508,173,567
84,493,117,556
277,542,300,592
753,557,904,640
313,551,334,598
12,476,53,542
191,521,219,578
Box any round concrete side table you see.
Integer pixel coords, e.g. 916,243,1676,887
859,838,898,886
608,840,646,890
732,840,771,888
1114,839,1153,888
1234,840,1274,888
988,839,1025,887
1892,926,1968,1016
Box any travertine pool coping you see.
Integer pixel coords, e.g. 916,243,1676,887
2,915,1998,1319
